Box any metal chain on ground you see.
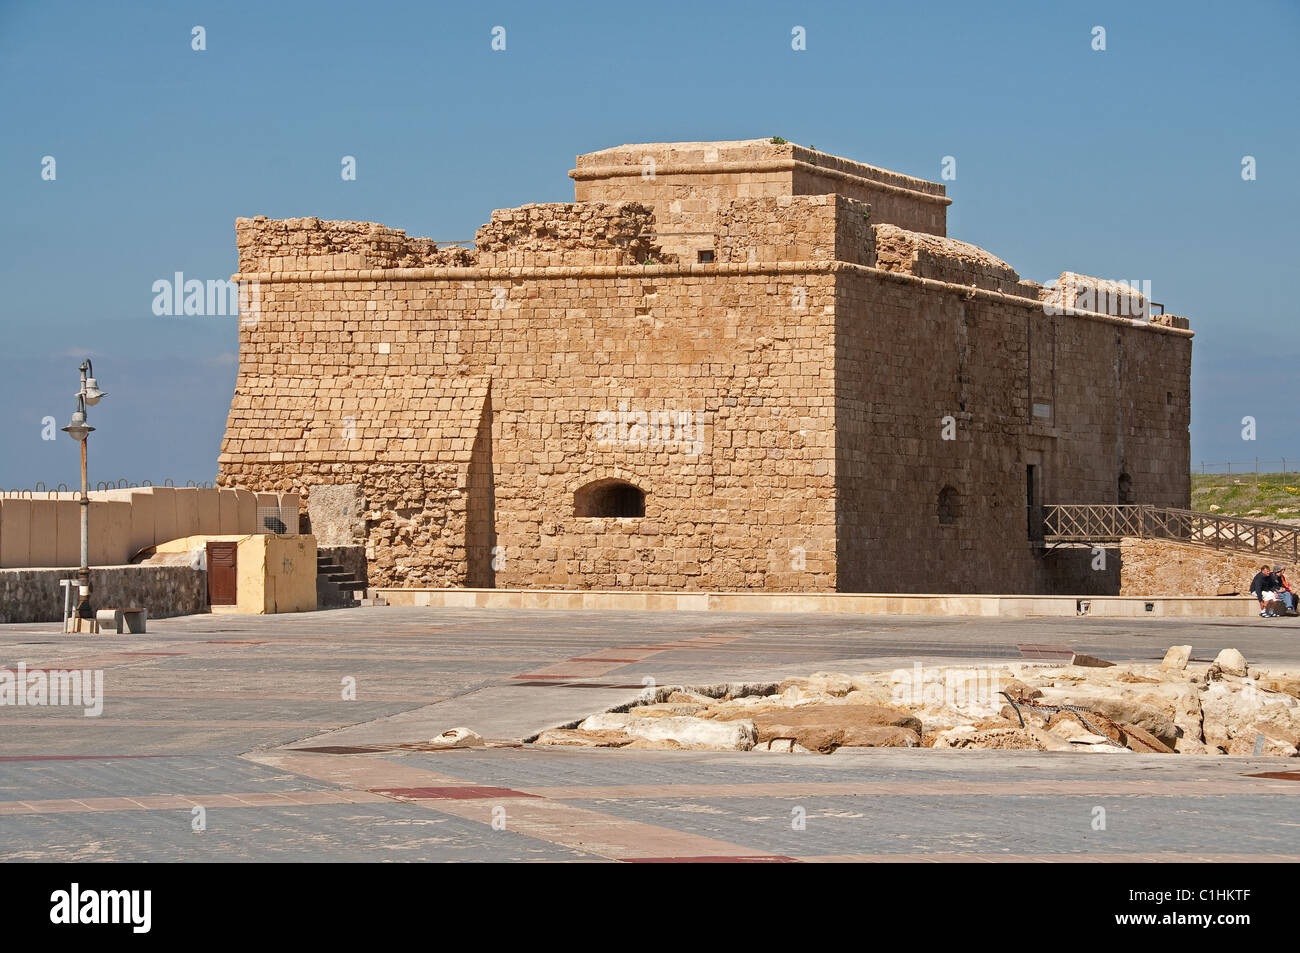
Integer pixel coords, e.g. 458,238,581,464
999,692,1127,748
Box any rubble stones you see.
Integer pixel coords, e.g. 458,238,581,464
1119,724,1176,754
1088,697,1178,748
576,711,756,750
1071,653,1116,668
535,648,1298,758
533,728,633,747
1214,648,1249,677
427,727,485,748
750,704,921,753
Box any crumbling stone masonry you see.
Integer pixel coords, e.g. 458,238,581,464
217,139,1192,593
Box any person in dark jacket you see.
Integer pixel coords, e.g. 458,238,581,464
1251,564,1279,617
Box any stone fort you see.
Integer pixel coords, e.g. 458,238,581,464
217,139,1192,594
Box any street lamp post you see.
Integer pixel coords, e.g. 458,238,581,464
61,360,106,631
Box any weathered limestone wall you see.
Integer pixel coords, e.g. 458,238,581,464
235,216,474,273
835,271,1044,592
475,202,665,266
716,194,874,266
789,145,948,238
1118,538,1276,597
872,224,1036,297
220,203,839,590
571,139,948,262
1048,310,1192,510
833,249,1192,594
488,270,837,591
305,483,366,546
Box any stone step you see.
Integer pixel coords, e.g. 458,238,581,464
315,555,366,609
321,570,365,585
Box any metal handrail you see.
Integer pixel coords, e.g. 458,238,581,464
1044,504,1300,562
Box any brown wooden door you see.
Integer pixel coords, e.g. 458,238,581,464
207,541,237,605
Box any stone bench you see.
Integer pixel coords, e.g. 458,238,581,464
95,607,147,634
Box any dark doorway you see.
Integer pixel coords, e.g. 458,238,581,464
1118,472,1133,505
1026,464,1042,539
207,541,237,605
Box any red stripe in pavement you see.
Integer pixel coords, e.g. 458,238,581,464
623,855,798,863
371,786,541,800
509,682,645,689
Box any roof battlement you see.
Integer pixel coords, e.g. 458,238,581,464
231,140,1187,331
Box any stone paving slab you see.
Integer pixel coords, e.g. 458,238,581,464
0,803,602,862
567,792,1297,857
1,606,1298,862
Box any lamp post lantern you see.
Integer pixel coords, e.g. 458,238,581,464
61,360,106,630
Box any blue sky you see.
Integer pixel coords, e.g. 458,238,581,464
1,0,1297,489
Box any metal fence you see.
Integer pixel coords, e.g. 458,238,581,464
1,478,219,497
255,506,293,534
1195,459,1299,478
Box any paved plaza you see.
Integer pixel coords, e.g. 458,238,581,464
1,607,1298,862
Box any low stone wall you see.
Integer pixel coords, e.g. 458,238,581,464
235,216,473,272
1118,537,1280,597
475,202,665,267
873,223,1034,298
0,565,207,623
376,587,1259,618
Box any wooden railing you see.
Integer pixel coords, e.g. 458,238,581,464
1043,504,1300,562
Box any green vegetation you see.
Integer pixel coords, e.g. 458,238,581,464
770,136,788,144
1191,473,1300,521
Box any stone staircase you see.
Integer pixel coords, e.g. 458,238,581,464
316,552,367,608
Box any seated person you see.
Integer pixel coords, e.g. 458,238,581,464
1251,564,1279,617
1274,566,1297,615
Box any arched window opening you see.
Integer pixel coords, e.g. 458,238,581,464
574,479,646,518
1118,472,1133,505
937,485,960,525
